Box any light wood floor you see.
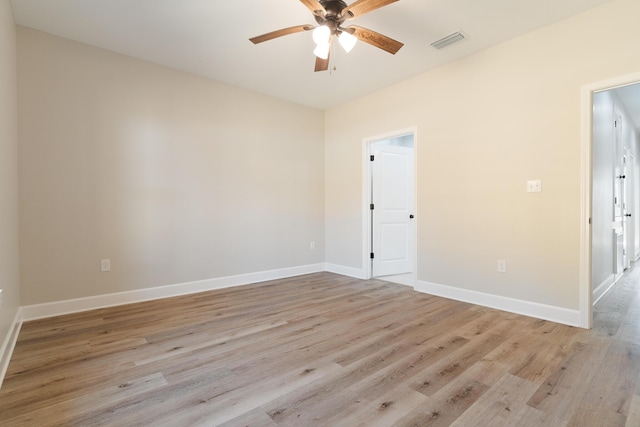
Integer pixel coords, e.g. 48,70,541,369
2,268,640,426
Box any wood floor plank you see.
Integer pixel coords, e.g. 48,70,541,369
625,394,640,427
2,269,640,426
175,362,347,426
218,408,278,427
509,322,580,384
409,332,509,398
563,339,640,425
347,333,470,401
333,303,481,368
394,380,490,426
259,335,442,425
331,384,429,427
526,338,609,419
1,372,169,426
447,373,541,427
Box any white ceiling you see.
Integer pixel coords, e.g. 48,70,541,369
11,0,613,110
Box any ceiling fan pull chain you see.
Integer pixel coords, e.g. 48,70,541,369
331,49,336,73
329,41,336,75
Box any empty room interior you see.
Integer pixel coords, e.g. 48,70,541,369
3,0,640,425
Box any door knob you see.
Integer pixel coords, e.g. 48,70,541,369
409,215,414,219
626,214,632,217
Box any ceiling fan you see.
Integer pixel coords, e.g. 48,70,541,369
249,0,404,72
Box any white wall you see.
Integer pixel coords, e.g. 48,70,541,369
17,27,325,305
0,0,20,361
325,0,640,313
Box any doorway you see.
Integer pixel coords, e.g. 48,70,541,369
362,128,417,286
581,72,640,328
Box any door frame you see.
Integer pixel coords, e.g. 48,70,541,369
623,148,632,271
361,126,418,282
580,71,640,329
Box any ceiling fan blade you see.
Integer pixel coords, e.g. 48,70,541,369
347,25,403,54
299,0,326,17
314,36,332,72
342,0,399,19
250,25,314,44
314,55,330,72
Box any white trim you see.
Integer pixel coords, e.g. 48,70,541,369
361,126,418,281
20,264,325,321
580,82,594,329
323,263,367,279
0,308,23,390
592,274,616,306
580,71,640,329
416,280,581,327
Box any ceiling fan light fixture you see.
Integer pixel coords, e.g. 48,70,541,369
313,42,330,59
312,25,331,45
338,31,357,53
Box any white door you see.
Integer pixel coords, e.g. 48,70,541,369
371,145,414,277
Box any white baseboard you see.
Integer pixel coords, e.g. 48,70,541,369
21,263,325,321
592,274,616,306
0,308,23,390
415,280,581,327
324,263,367,279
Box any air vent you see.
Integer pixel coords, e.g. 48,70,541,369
431,31,467,49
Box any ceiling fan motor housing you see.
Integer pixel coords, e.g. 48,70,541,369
315,0,353,31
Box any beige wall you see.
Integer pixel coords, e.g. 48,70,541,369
325,0,640,310
0,0,19,344
18,27,325,305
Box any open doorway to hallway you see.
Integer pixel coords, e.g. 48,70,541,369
591,81,640,316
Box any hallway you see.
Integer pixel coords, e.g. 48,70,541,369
593,261,640,342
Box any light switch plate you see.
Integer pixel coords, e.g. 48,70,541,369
527,180,542,193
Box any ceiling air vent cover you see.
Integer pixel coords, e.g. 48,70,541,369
431,31,467,49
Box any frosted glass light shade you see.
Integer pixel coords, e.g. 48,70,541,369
339,31,357,53
313,42,330,59
312,26,331,45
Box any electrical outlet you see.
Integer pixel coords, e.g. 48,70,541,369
101,259,111,272
310,241,315,250
497,259,506,273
